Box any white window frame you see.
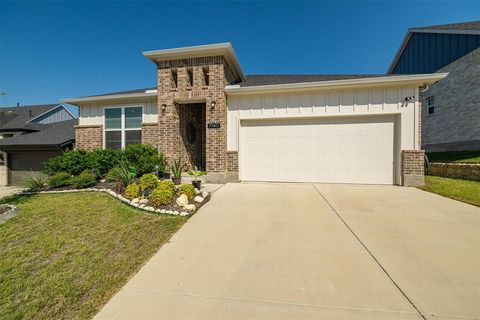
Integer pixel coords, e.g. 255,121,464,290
104,105,143,149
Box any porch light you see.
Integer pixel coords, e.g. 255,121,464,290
210,101,216,110
161,104,167,112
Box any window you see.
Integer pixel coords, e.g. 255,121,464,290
187,68,194,87
203,66,209,86
171,69,178,88
104,106,142,149
426,96,435,115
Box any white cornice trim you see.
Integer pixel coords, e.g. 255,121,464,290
143,42,245,81
225,74,448,95
62,92,157,105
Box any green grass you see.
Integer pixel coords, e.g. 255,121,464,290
418,176,480,206
0,192,187,320
427,151,480,164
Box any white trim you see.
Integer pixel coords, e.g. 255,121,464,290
103,105,143,149
62,92,157,105
142,42,245,80
238,110,402,121
26,104,76,123
224,74,448,95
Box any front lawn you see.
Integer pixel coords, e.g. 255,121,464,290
418,176,480,207
0,192,186,320
427,151,480,164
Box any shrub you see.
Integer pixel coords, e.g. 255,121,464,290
124,183,140,200
48,172,72,188
106,163,136,187
178,183,196,200
157,179,176,194
139,173,158,191
123,144,163,176
71,170,96,189
87,149,124,176
43,150,90,176
24,171,47,190
150,188,174,207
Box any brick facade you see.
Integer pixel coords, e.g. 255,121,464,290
156,56,240,177
75,125,103,150
401,150,425,186
226,151,238,172
141,123,159,149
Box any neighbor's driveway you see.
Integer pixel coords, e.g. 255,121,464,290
95,183,480,320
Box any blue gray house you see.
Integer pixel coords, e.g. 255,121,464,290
388,21,480,152
0,104,77,186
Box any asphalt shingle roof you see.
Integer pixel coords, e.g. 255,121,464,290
237,74,390,87
413,21,480,31
0,119,77,148
0,104,58,131
0,104,76,149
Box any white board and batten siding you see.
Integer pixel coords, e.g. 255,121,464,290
78,101,158,126
227,86,420,185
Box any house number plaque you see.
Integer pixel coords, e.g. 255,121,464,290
208,122,221,129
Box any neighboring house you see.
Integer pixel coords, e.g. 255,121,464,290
64,43,446,186
388,21,480,152
0,104,76,186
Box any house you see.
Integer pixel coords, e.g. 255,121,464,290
388,21,480,152
64,43,446,186
0,104,77,186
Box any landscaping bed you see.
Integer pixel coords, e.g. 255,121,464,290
23,144,210,216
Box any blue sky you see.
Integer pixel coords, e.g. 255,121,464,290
1,1,479,107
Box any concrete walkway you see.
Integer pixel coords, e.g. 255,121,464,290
0,186,23,199
95,183,480,320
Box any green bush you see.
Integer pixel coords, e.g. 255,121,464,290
178,183,196,200
71,170,96,189
150,187,174,207
24,171,47,190
48,172,72,188
139,173,158,191
157,179,176,194
42,145,165,178
123,144,162,176
124,183,140,200
43,150,90,176
87,149,124,176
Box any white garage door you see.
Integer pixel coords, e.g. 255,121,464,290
240,116,396,184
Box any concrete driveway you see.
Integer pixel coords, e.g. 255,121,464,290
95,183,480,320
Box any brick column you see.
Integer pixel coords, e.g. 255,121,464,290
401,150,425,186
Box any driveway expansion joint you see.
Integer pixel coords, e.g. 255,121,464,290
312,184,427,320
124,288,422,317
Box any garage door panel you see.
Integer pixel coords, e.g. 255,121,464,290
240,116,395,184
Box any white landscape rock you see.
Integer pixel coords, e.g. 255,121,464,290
145,206,155,212
160,209,167,214
194,196,204,203
139,204,145,209
195,188,200,195
201,191,209,198
185,204,196,212
139,199,149,205
131,198,140,204
155,209,162,213
176,194,189,207
180,211,189,216
173,210,180,216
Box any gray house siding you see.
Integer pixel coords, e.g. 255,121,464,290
30,106,74,124
392,33,480,74
421,47,480,152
